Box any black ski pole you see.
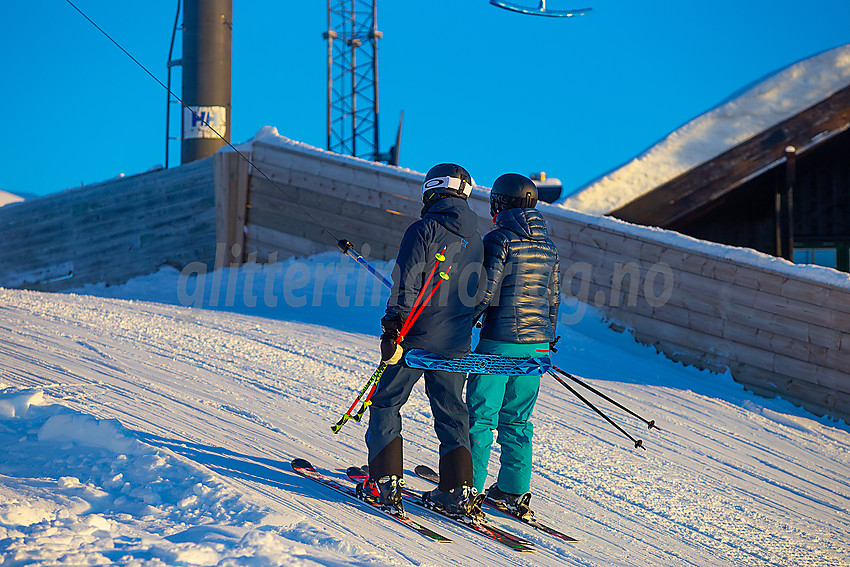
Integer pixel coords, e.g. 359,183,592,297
551,365,659,431
338,239,393,290
548,371,646,450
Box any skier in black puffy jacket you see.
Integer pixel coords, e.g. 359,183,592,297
467,173,560,521
360,163,485,520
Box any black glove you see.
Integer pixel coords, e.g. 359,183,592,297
380,315,403,364
381,314,403,338
550,335,561,353
380,335,402,364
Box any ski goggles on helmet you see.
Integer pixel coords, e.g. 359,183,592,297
421,176,474,199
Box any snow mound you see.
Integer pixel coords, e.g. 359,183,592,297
0,388,291,565
0,387,44,418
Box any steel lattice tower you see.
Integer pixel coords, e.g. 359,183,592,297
324,0,383,161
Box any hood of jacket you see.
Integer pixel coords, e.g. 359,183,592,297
494,208,548,241
421,197,480,239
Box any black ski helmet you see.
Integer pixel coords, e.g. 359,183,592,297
421,163,475,203
490,173,538,217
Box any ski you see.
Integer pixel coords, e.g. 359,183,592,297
347,466,535,553
404,348,551,375
290,458,453,544
414,464,579,544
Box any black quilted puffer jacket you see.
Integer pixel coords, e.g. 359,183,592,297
474,208,560,343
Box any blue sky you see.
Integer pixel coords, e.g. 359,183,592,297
2,1,849,197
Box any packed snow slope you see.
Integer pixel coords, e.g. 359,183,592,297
1,254,849,566
561,43,850,214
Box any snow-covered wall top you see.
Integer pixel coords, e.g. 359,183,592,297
0,190,24,208
541,203,850,290
233,126,427,183
559,43,850,215
237,125,850,291
233,126,498,200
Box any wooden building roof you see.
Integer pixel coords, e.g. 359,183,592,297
608,84,850,228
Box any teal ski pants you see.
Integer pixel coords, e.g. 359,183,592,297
466,339,547,494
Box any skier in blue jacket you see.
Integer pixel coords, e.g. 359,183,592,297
467,173,560,520
361,163,485,520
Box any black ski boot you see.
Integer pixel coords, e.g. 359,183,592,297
485,484,534,521
358,475,406,517
423,485,485,523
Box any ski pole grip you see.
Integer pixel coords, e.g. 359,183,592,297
338,239,353,254
353,399,372,422
331,413,351,434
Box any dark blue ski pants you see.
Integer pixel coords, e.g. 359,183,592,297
366,363,470,475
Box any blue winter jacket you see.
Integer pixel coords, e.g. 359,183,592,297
474,208,560,343
385,197,484,358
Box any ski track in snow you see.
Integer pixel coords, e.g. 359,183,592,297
0,261,849,566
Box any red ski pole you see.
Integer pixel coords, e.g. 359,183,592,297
399,266,451,340
403,247,445,331
331,362,390,433
351,266,452,422
332,249,450,433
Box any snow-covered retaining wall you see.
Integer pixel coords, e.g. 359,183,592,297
229,130,850,422
8,127,845,421
0,158,217,291
541,209,850,423
236,137,426,263
236,130,499,263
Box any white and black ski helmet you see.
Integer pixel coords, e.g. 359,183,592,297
490,173,538,217
421,163,475,203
